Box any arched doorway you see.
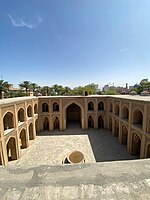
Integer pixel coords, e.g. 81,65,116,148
29,123,34,140
131,133,141,156
98,115,104,129
133,109,143,129
122,106,129,121
88,116,94,129
66,103,81,129
7,137,17,161
146,144,150,158
53,102,59,112
114,120,119,137
98,101,104,111
20,129,27,149
43,117,49,131
27,105,32,117
121,125,128,145
18,108,25,122
42,103,49,112
3,112,14,131
54,117,59,130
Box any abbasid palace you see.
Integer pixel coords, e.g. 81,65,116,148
1,95,150,199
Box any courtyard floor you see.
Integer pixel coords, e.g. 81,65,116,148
9,128,137,167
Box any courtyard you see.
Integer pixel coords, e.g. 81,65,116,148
9,128,137,167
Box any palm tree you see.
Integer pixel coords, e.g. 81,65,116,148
19,81,31,96
0,80,10,99
30,83,38,95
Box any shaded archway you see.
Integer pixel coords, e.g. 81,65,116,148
122,106,129,121
34,104,38,114
114,120,119,137
131,133,141,156
88,116,94,129
133,109,143,129
146,144,150,158
114,104,119,116
27,105,32,117
43,117,49,131
98,101,104,111
53,102,59,112
53,117,59,130
3,112,14,131
88,101,94,111
20,129,27,149
29,123,34,140
121,125,128,145
18,108,25,122
7,137,17,161
98,115,104,129
42,103,49,112
66,103,81,128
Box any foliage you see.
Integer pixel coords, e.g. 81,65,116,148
19,81,31,95
0,80,11,99
103,89,118,95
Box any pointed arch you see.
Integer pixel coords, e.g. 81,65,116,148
98,101,104,111
88,101,94,111
42,116,49,131
27,105,32,117
133,109,143,129
3,112,14,131
20,129,27,149
34,104,38,114
88,115,94,128
18,108,25,122
122,106,129,121
53,117,59,130
131,132,141,156
42,102,49,112
53,102,59,112
121,125,128,145
6,137,17,161
98,115,104,129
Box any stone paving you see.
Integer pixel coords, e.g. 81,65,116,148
9,128,137,167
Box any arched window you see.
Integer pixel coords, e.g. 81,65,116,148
27,105,32,117
98,101,104,111
88,116,94,128
133,109,143,128
122,106,129,121
88,101,94,111
54,117,59,130
98,115,104,128
7,137,17,161
34,104,38,114
42,103,49,112
18,108,25,122
53,102,59,112
43,117,49,131
114,104,119,116
3,112,14,131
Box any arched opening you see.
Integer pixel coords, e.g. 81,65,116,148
121,125,128,145
0,151,2,165
131,133,141,156
7,137,17,161
27,105,32,117
34,104,38,114
35,119,38,134
53,102,59,112
109,103,113,112
20,129,27,149
54,117,59,130
98,115,104,129
109,117,112,131
114,120,119,137
122,106,129,121
146,144,150,158
115,104,119,116
88,116,94,129
66,103,81,128
29,123,34,140
88,101,94,111
133,109,143,129
98,101,104,111
3,112,14,131
18,108,25,122
42,103,49,112
43,117,49,131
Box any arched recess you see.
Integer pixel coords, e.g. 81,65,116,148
18,108,25,122
88,115,94,129
109,102,113,112
42,103,49,112
146,144,150,158
98,115,104,129
6,137,17,161
98,101,104,111
35,119,38,134
53,117,59,130
42,117,49,131
122,106,129,121
53,102,59,112
109,117,112,131
20,129,27,149
34,104,38,114
114,104,119,116
121,125,128,145
131,132,141,156
133,109,143,129
27,105,32,117
88,101,94,111
3,112,14,131
29,123,34,140
114,120,119,137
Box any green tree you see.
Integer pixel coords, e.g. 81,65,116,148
0,80,11,99
30,83,38,95
19,81,31,96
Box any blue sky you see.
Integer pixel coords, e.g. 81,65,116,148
0,0,150,88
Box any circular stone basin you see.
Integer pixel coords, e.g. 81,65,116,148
68,151,84,164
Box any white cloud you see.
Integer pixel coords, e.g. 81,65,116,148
119,47,135,52
8,15,36,29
